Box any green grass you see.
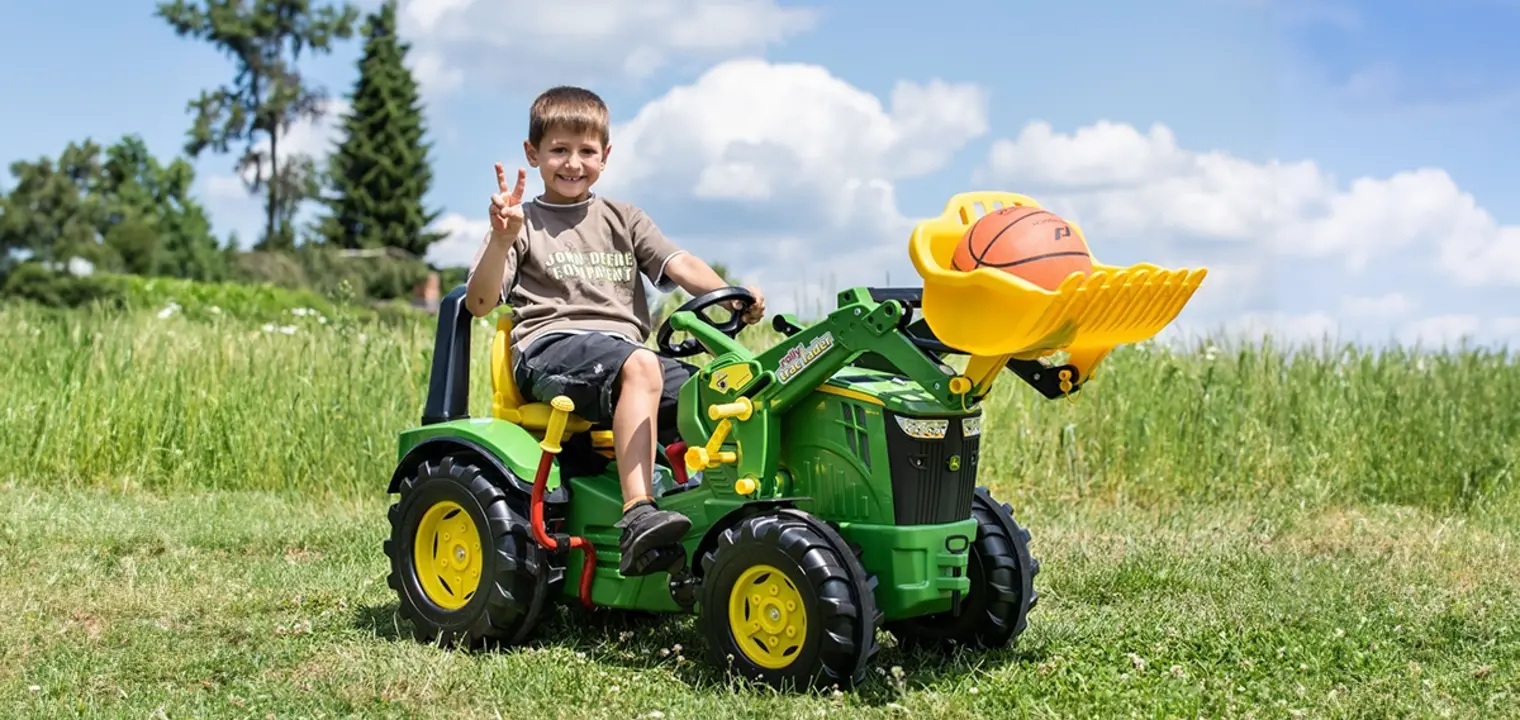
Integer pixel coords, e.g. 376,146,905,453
2,300,1518,717
4,302,1517,514
2,484,1515,718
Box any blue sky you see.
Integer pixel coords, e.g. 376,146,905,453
1,0,1517,349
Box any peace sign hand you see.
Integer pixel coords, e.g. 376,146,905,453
490,162,527,236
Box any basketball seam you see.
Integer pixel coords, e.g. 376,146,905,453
972,209,1053,265
982,250,1091,269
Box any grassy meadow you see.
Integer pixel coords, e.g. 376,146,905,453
2,296,1518,718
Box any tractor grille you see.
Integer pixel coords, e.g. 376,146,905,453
883,409,980,525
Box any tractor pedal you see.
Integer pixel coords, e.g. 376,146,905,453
620,543,687,578
667,561,698,611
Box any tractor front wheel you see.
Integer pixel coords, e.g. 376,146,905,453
697,509,882,690
384,455,553,648
886,486,1040,653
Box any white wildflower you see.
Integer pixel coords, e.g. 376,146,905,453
157,302,180,319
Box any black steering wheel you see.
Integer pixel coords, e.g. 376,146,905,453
656,286,758,357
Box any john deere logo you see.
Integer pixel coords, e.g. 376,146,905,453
947,455,961,471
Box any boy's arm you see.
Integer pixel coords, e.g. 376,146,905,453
465,229,521,317
631,210,766,324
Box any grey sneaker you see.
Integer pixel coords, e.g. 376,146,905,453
616,502,691,576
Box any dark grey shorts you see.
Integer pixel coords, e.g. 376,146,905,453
513,332,696,444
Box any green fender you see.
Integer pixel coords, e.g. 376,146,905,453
388,418,564,500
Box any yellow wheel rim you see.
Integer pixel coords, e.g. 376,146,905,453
413,500,483,610
727,563,807,669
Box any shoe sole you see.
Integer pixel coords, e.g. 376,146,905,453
620,519,692,575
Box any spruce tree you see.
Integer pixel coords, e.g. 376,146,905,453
316,0,444,255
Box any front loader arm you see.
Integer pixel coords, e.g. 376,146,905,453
669,289,966,496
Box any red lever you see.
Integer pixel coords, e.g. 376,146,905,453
529,451,596,610
664,441,690,485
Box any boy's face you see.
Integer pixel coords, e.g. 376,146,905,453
524,126,609,203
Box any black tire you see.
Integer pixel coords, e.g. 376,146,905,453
697,509,882,690
384,455,553,648
886,486,1040,652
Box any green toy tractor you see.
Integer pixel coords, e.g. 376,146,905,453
382,191,1207,689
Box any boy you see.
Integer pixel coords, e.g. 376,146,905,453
465,86,766,577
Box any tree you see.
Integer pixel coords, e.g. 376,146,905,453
156,0,360,251
0,135,227,279
100,136,228,280
0,140,107,272
315,0,445,255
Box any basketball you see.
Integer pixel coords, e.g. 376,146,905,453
951,205,1093,290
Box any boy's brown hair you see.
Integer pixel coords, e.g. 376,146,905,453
529,86,610,148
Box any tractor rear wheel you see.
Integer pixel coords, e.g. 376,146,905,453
697,509,882,690
384,455,553,648
886,486,1040,653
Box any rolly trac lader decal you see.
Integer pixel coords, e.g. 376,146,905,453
776,331,834,384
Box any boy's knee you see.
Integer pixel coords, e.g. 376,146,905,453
619,349,664,392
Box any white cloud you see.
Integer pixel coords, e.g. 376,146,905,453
1398,315,1485,349
1343,292,1414,318
395,0,818,93
1162,311,1342,350
1398,314,1520,350
598,58,985,255
602,59,987,209
424,213,489,268
977,119,1520,284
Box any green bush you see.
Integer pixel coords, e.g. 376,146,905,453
230,245,433,302
1,263,429,325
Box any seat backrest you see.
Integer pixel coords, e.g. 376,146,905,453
490,314,528,418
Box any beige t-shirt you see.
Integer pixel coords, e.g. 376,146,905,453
468,194,687,353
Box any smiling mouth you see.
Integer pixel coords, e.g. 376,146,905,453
557,175,585,183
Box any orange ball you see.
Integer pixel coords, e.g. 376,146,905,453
951,205,1093,290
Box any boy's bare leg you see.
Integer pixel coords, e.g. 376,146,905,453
611,349,691,575
612,350,663,505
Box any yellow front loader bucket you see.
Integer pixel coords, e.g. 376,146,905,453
909,191,1207,389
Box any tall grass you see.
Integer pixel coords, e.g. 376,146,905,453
2,302,1516,515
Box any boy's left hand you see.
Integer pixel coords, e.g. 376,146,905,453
732,285,766,324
